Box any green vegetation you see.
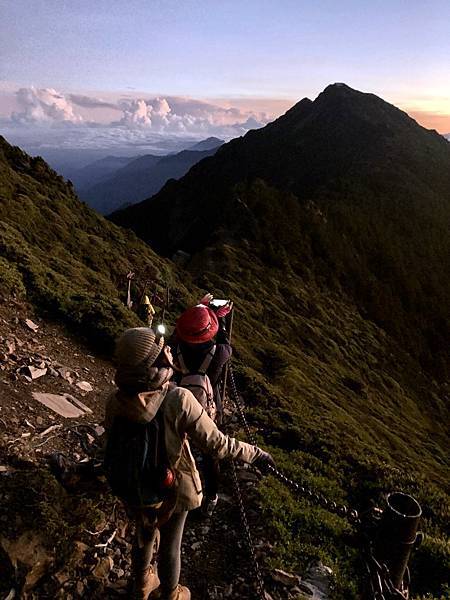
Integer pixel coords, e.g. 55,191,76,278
0,136,194,352
194,231,449,598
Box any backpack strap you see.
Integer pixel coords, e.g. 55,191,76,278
176,345,190,375
198,345,216,375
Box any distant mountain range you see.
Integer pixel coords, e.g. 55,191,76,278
69,155,139,189
77,136,224,214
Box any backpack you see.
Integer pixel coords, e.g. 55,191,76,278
177,345,217,420
103,409,174,508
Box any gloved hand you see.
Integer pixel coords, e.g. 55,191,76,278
216,301,233,318
253,450,275,474
199,293,214,305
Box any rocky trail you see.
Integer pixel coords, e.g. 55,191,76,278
0,297,330,600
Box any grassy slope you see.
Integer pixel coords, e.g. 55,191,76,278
187,182,450,598
0,136,195,350
0,137,448,598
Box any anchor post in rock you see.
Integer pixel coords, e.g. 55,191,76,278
374,491,422,595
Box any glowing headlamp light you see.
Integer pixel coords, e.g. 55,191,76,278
157,323,166,335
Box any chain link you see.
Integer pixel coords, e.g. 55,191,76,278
230,458,267,600
228,365,360,525
223,371,267,599
362,543,409,599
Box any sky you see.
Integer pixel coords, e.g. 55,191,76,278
0,0,449,155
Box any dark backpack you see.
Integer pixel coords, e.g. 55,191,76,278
103,410,173,508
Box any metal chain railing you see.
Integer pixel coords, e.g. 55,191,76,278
229,458,267,600
362,544,410,599
228,365,360,525
226,363,410,599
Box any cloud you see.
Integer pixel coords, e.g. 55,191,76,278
5,86,275,148
12,87,82,124
117,97,172,127
69,94,119,110
114,96,270,135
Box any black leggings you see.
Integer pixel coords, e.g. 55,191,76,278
202,454,220,498
133,509,188,594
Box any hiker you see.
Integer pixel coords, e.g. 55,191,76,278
138,294,156,327
173,294,233,516
104,327,274,600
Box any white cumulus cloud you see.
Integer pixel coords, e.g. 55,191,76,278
117,97,172,127
114,96,269,135
12,87,82,124
5,87,275,149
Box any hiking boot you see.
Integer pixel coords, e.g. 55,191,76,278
133,565,160,600
161,585,191,600
201,494,218,518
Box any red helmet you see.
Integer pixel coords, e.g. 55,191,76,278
176,305,219,344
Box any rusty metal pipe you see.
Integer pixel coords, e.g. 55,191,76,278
375,492,422,590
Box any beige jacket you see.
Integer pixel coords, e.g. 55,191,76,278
105,383,262,512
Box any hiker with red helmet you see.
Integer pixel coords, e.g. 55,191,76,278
174,294,233,516
104,327,274,600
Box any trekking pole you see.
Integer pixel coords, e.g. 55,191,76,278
221,307,234,408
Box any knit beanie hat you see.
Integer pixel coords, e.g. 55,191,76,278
114,327,166,393
176,305,219,344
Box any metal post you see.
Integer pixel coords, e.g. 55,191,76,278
221,308,234,408
374,492,422,591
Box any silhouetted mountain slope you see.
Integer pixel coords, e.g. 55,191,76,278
71,154,138,189
111,83,450,377
82,142,223,215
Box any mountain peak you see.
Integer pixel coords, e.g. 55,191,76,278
323,82,356,93
189,137,224,151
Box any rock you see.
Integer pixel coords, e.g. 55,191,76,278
64,394,93,414
73,540,89,557
191,541,202,551
303,562,333,599
25,366,48,380
32,392,91,418
94,425,105,437
76,381,93,392
0,531,53,591
76,581,84,595
24,319,39,332
48,367,59,377
58,367,72,381
272,569,301,587
54,570,70,585
92,556,114,579
296,582,315,595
